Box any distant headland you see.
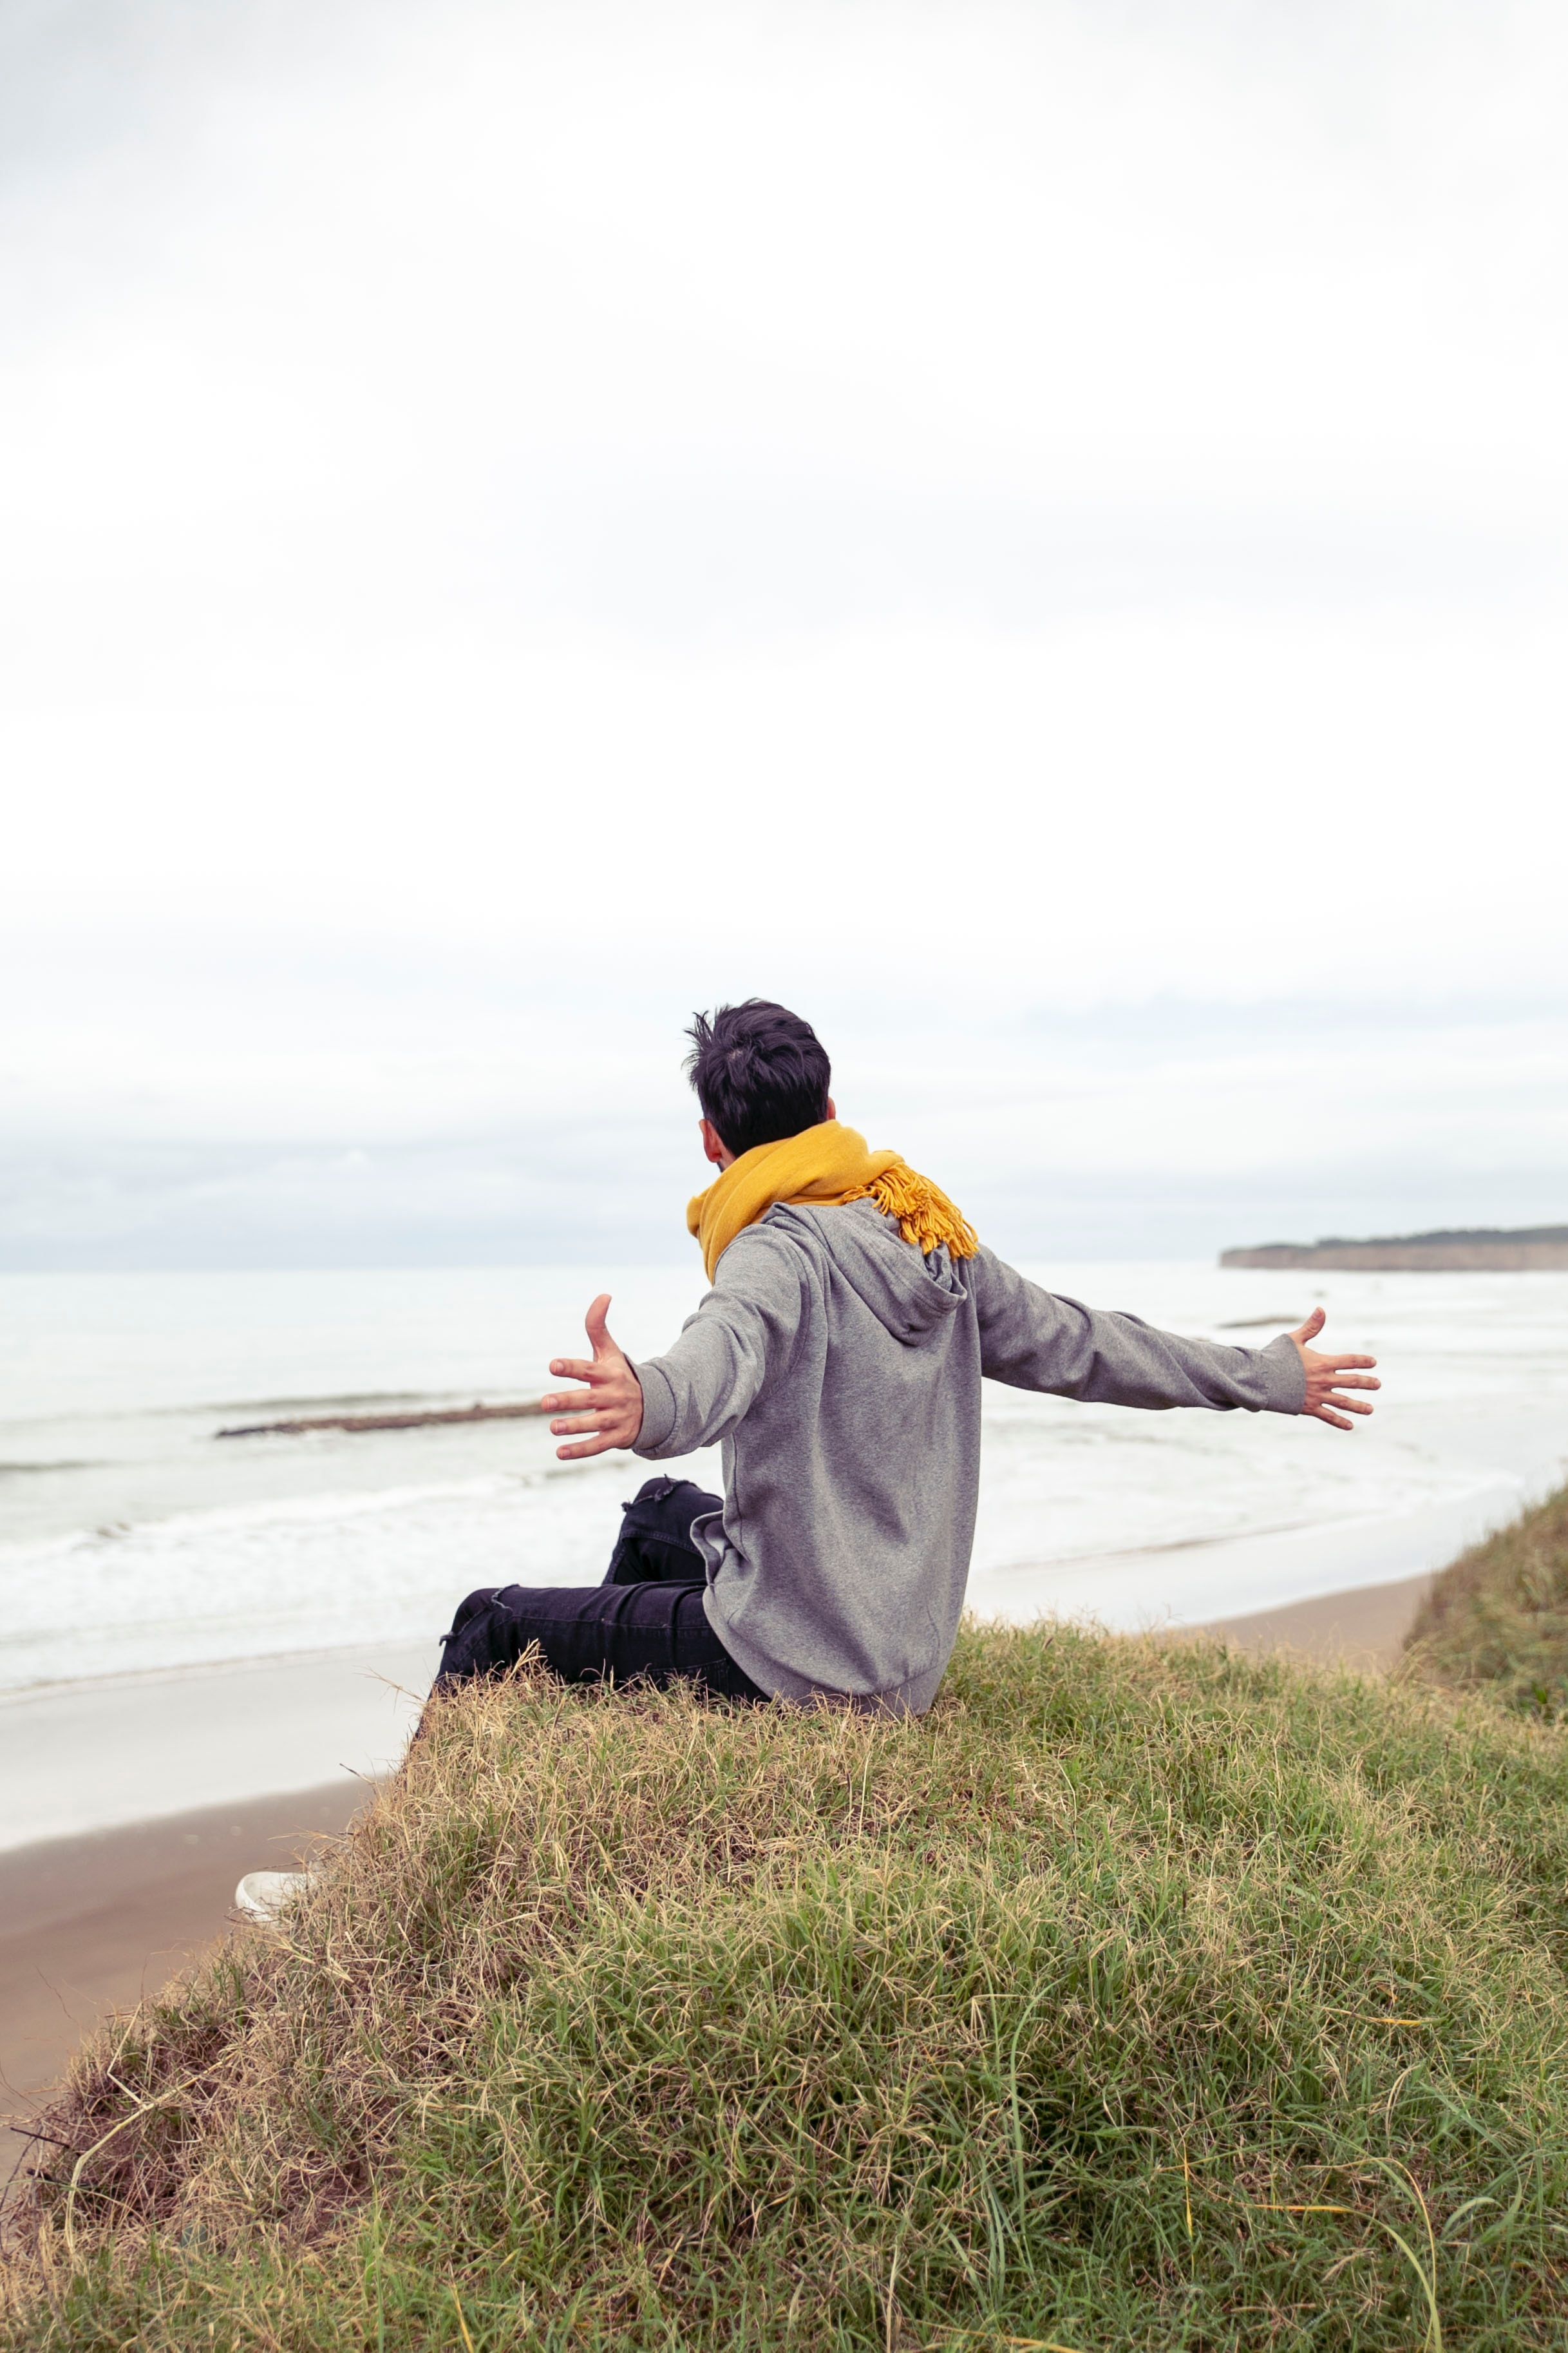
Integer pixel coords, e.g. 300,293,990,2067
1220,1224,1568,1272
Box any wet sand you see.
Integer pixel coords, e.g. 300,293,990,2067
1,1567,1435,2198
1,1781,369,2192
1186,1567,1433,1673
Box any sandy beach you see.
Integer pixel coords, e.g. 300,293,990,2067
0,1639,428,2189
1178,1567,1435,1675
0,1782,366,2189
0,1566,1435,2194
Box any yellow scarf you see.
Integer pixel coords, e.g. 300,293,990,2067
687,1119,978,1282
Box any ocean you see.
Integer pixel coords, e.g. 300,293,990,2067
4,1261,1566,1700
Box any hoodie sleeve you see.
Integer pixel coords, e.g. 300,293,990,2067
628,1230,810,1458
968,1246,1305,1415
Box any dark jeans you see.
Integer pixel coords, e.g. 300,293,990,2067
433,1476,766,1703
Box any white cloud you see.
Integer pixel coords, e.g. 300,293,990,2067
2,0,1563,1263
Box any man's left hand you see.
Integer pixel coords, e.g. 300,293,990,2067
1289,1307,1380,1429
542,1293,645,1460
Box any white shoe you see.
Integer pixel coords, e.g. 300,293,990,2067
234,1869,310,1925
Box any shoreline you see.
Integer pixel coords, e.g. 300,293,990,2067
1182,1567,1433,1673
0,1638,431,1855
3,1473,1516,1856
1,1563,1437,2193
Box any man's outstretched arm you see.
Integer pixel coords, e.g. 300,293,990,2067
970,1250,1378,1425
541,1234,803,1462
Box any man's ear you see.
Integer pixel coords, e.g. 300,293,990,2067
826,1096,836,1121
699,1117,733,1169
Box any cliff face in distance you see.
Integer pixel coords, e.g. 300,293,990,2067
1221,1224,1568,1272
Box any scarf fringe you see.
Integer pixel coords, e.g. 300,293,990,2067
842,1165,979,1263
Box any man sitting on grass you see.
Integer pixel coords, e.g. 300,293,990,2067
240,1002,1383,1923
435,999,1378,1715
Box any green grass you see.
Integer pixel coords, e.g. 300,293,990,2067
6,1624,1568,2348
1406,1481,1568,1718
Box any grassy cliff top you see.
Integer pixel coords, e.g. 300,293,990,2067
1407,1480,1568,1717
6,1624,1568,2350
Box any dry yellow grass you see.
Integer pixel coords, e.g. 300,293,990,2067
6,1623,1568,2348
1406,1480,1568,1716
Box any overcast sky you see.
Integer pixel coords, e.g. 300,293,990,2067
3,0,1565,1270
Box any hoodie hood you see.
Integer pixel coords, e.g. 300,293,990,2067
766,1200,967,1345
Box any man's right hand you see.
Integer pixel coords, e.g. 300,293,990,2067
542,1293,646,1460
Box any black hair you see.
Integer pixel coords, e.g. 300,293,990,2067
684,1000,832,1158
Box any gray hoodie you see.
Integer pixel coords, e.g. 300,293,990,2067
631,1202,1305,1713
